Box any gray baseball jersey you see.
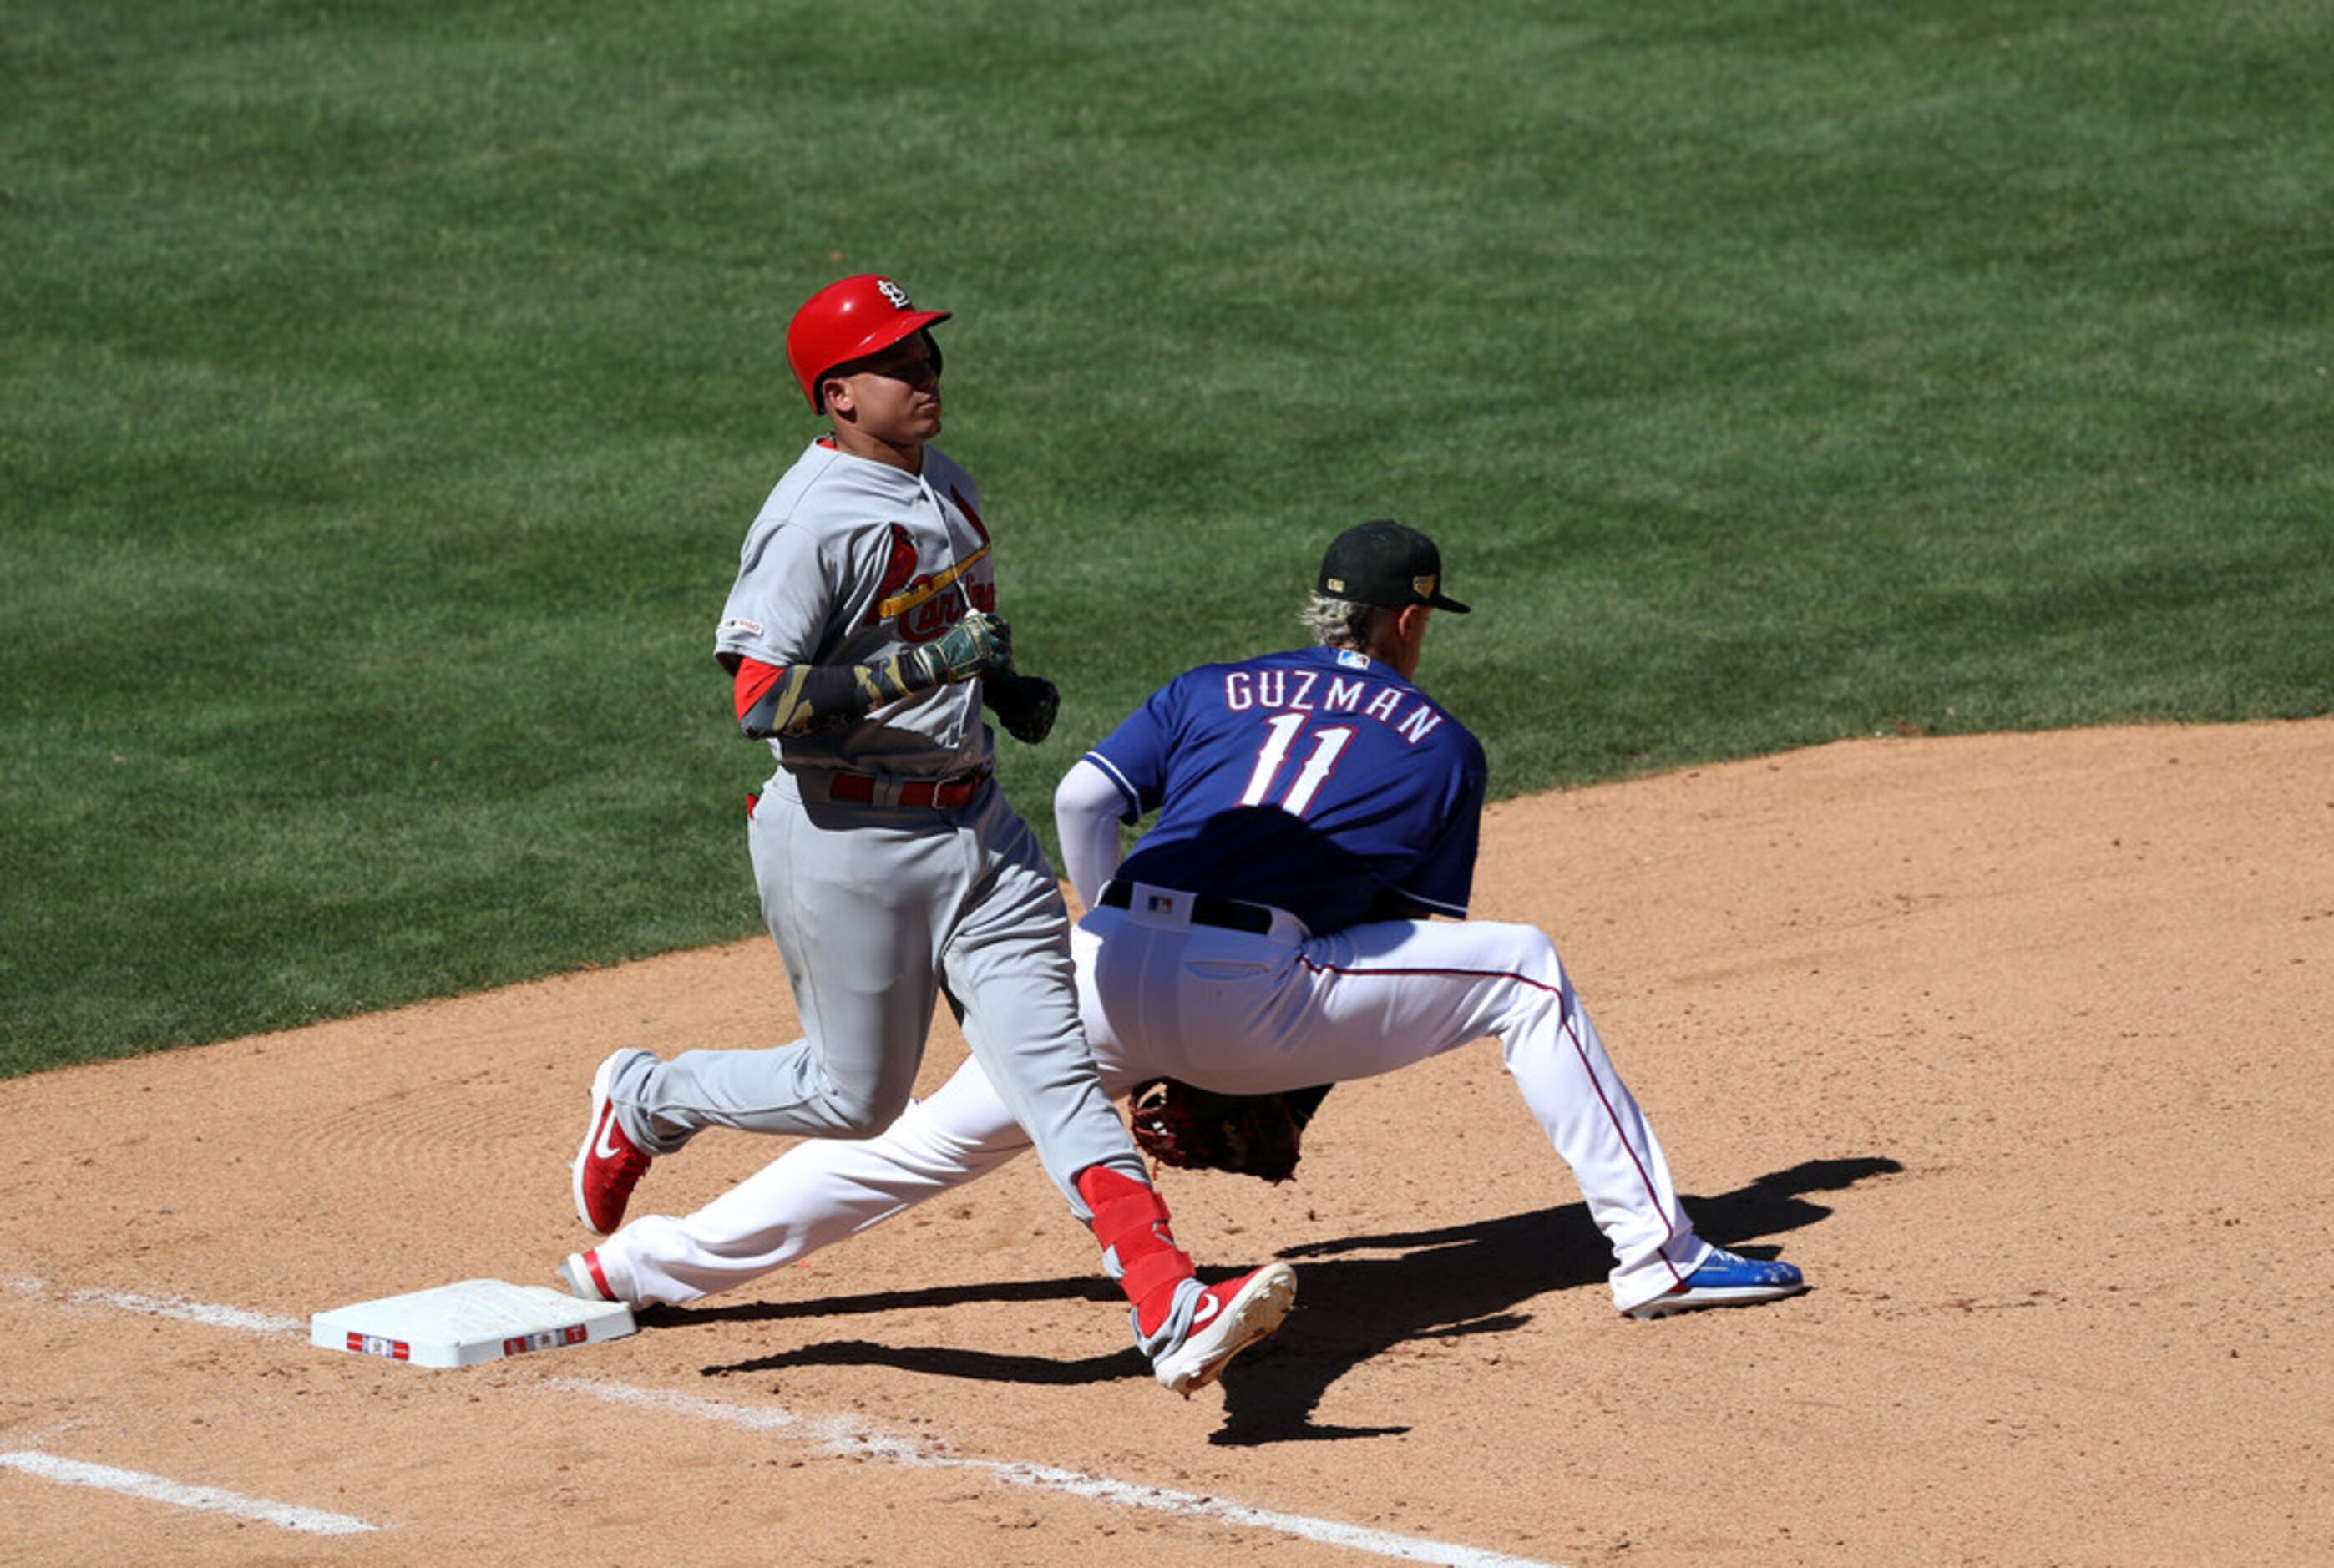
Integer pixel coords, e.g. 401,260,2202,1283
604,437,1145,1216
714,439,994,779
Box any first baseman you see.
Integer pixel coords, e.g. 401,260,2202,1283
563,275,1293,1395
564,521,1808,1321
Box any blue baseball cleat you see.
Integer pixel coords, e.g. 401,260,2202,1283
1624,1247,1807,1319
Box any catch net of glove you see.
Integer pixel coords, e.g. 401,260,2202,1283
1126,1079,1329,1184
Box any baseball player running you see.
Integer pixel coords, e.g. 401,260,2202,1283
565,518,1805,1327
564,275,1294,1396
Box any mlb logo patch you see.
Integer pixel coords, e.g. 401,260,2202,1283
1336,650,1370,670
1146,894,1176,914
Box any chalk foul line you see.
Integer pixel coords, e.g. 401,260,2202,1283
7,1274,1566,1568
2,1275,304,1336
0,1451,380,1535
545,1378,1566,1568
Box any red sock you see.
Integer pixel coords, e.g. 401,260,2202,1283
1077,1165,1195,1338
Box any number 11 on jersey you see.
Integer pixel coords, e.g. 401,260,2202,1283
1237,713,1354,817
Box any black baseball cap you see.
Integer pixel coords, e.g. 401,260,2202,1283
1316,519,1471,614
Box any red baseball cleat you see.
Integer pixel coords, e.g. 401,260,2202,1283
1151,1263,1297,1396
572,1050,652,1234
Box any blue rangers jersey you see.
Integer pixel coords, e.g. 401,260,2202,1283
1082,645,1488,935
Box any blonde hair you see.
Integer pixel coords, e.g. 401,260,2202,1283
1298,591,1394,652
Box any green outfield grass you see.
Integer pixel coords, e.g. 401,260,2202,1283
3,0,2329,1074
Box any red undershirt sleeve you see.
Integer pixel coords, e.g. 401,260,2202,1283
733,655,785,722
727,650,936,740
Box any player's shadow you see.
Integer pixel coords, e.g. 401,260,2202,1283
1211,1154,1901,1446
669,1155,1900,1444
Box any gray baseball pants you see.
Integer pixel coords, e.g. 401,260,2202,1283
603,769,1143,1216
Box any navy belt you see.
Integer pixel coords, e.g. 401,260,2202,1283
1097,880,1273,935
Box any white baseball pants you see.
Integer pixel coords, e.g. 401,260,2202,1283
595,886,1710,1313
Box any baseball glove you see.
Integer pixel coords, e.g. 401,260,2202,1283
984,669,1059,745
1126,1078,1323,1184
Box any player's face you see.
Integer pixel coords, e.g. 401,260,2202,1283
828,332,944,448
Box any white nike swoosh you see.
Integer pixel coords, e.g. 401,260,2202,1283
593,1111,625,1161
1190,1291,1222,1328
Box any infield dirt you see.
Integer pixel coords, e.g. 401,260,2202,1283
4,720,2329,1565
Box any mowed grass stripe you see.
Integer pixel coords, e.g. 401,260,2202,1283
3,0,2328,1070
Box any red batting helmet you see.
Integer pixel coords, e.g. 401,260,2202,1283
785,275,952,412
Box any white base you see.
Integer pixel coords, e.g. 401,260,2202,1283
311,1278,635,1368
